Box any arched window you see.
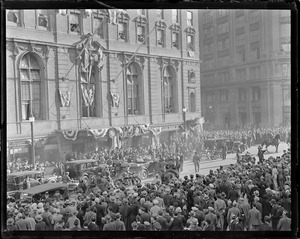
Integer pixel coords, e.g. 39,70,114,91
163,66,176,113
20,53,43,120
189,92,196,112
127,64,141,115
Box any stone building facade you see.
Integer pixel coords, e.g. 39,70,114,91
199,9,291,129
6,9,202,163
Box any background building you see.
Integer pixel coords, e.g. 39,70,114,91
6,9,202,163
199,9,291,130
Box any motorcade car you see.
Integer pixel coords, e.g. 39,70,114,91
7,170,43,192
64,159,104,179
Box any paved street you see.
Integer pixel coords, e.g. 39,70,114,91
142,142,289,183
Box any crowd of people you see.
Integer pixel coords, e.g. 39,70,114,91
6,145,291,231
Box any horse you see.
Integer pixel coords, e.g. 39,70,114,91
261,134,281,153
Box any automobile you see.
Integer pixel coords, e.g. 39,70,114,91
17,183,69,203
204,138,229,151
7,170,44,192
232,141,246,153
129,156,162,180
64,159,104,179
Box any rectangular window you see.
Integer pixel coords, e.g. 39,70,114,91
187,35,194,51
250,43,260,60
93,17,104,38
236,34,246,45
249,11,260,24
137,9,146,15
7,10,21,26
157,9,163,19
69,12,80,33
187,11,193,26
203,11,213,23
252,87,261,100
172,32,179,49
249,29,260,42
137,25,145,43
172,9,179,23
239,89,246,101
220,90,228,102
37,10,48,28
118,22,127,41
236,15,245,28
157,29,164,47
217,22,229,35
237,47,246,62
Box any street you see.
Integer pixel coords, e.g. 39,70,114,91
142,142,289,183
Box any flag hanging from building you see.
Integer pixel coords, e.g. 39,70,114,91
59,90,71,107
108,9,118,25
81,85,95,107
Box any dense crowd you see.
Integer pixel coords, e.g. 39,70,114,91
6,146,291,231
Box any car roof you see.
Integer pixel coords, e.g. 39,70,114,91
64,159,98,164
20,183,68,195
8,170,43,177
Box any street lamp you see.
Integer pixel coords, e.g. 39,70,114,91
183,107,187,139
282,79,285,126
29,116,35,167
208,105,213,130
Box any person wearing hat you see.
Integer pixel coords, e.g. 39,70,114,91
66,210,81,230
192,151,200,173
248,202,262,231
7,218,17,231
15,212,30,230
214,193,226,231
131,221,138,231
205,207,217,231
113,213,126,231
189,218,202,231
150,199,161,217
168,210,183,231
257,146,266,164
51,208,63,230
24,210,36,230
103,215,117,231
42,204,53,230
156,210,172,230
35,214,46,230
258,216,272,231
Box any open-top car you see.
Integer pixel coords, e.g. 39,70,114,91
128,156,162,180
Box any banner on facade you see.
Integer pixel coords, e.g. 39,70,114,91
109,92,120,108
81,85,95,107
61,129,79,141
59,90,71,107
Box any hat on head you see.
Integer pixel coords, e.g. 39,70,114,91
153,199,159,205
144,221,150,226
35,215,43,222
7,218,14,225
132,222,138,229
208,206,214,211
192,218,198,225
37,203,43,208
175,207,182,213
191,207,198,211
153,221,162,230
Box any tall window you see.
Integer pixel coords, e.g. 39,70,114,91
252,87,261,100
157,10,163,19
189,92,196,112
118,22,128,41
157,29,165,47
69,10,81,34
92,11,105,39
237,47,246,62
137,25,145,43
250,42,260,60
238,88,246,101
127,64,140,115
172,32,179,49
164,66,175,113
187,34,194,51
220,90,229,102
187,11,193,26
20,54,43,120
172,9,179,23
81,70,96,117
203,11,213,23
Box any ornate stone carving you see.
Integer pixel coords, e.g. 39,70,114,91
155,19,167,28
134,15,148,25
188,70,196,83
185,26,196,34
169,23,181,31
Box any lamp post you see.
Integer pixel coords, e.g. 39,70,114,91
183,107,187,140
29,116,35,167
208,105,213,131
282,79,285,126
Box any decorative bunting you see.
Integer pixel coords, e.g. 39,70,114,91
59,90,71,107
61,129,79,141
150,127,162,136
88,128,108,139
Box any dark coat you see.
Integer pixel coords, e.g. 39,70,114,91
35,221,47,231
169,216,184,231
